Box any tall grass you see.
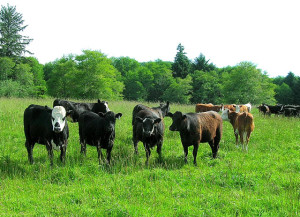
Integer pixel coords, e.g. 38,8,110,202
0,98,299,216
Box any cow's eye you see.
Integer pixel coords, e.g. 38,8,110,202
62,117,66,121
52,117,55,121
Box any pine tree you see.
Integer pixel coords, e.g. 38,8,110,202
0,4,33,58
171,43,191,78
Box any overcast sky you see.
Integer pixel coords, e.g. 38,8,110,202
3,0,300,77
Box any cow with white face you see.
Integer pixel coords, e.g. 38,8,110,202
23,104,70,165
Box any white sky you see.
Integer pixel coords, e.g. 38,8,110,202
2,0,300,77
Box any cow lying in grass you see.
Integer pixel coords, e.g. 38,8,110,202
167,111,222,165
23,105,70,165
78,111,122,164
221,107,254,150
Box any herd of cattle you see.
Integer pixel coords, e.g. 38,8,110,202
23,100,298,166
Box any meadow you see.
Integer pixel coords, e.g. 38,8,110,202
0,98,299,216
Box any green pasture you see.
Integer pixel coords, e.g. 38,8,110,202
0,98,299,216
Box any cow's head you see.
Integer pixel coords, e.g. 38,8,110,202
93,99,110,113
221,109,230,121
160,101,170,117
136,117,161,137
98,111,122,132
167,111,188,131
51,106,67,133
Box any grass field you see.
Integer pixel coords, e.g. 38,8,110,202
0,98,299,216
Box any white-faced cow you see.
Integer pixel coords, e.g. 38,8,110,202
78,111,122,164
133,109,164,165
221,108,254,150
53,99,110,122
168,111,222,165
23,105,70,165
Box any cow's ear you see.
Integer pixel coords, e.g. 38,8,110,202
98,112,105,117
167,112,173,117
182,115,187,120
115,113,122,119
136,117,143,123
154,118,161,124
97,99,101,103
105,101,108,105
66,110,73,116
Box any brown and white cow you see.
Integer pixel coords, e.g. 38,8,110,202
221,108,254,150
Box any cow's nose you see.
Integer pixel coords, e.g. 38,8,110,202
55,122,60,127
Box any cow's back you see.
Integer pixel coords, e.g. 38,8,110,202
24,105,52,142
197,111,223,142
237,112,254,132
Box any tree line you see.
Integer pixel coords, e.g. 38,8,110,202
1,4,299,105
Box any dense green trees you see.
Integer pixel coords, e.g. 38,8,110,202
0,4,297,105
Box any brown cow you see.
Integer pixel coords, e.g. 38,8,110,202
221,108,254,151
238,105,248,113
223,104,236,111
195,103,222,113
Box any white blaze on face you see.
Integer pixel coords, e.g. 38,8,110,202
51,106,66,132
221,109,230,121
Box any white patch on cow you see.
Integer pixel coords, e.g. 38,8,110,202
51,106,66,132
244,103,252,112
105,102,110,112
221,109,230,121
143,118,155,135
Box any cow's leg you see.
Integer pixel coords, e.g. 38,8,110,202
46,141,54,166
96,145,103,165
60,140,67,164
144,143,151,165
25,140,34,164
239,131,245,150
246,131,252,151
234,129,239,147
80,140,87,156
156,140,163,160
106,148,112,164
133,127,139,154
183,145,188,164
192,143,199,165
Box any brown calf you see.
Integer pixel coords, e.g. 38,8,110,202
221,109,254,150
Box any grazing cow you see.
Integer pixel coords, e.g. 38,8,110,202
53,99,110,122
282,107,299,117
258,104,270,117
132,101,170,126
168,111,222,165
221,108,254,150
23,105,69,165
133,109,164,164
195,103,222,113
78,111,122,164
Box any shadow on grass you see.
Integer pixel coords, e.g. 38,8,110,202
0,155,27,178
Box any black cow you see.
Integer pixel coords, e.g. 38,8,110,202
282,107,299,117
53,99,110,122
168,111,222,165
132,101,170,126
263,104,283,116
23,105,69,165
78,111,122,164
133,109,164,164
258,104,270,117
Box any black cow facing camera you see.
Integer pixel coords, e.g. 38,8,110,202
133,109,165,165
168,111,222,165
78,111,122,164
23,104,70,165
